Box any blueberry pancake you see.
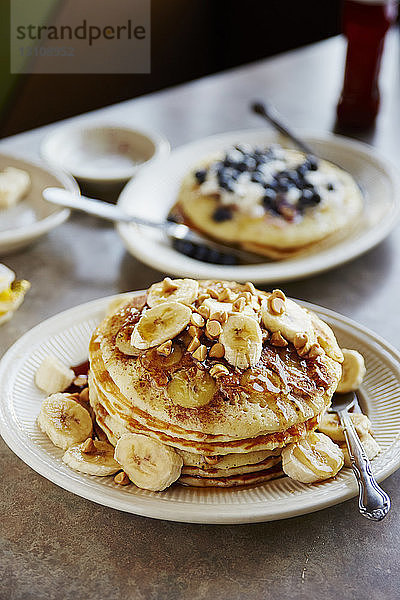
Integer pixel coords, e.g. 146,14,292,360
176,145,362,259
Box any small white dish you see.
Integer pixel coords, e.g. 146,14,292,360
116,129,400,283
0,292,399,524
0,153,78,255
41,123,170,186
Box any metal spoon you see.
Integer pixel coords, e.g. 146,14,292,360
329,391,391,521
251,100,315,156
43,187,264,265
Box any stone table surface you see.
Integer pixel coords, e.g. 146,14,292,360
1,32,400,600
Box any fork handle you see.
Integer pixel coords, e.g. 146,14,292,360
338,410,391,521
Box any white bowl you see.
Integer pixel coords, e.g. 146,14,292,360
41,123,170,186
0,153,78,255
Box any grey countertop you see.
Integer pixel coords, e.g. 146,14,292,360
1,32,400,600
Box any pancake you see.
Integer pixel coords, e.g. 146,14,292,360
88,278,343,489
176,146,362,257
94,284,341,439
179,465,284,488
89,372,321,454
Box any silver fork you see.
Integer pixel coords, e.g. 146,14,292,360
330,391,391,521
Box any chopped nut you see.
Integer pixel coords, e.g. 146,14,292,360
197,304,210,319
79,387,89,403
191,312,205,327
206,319,222,338
207,288,219,299
210,363,230,378
232,297,246,312
81,438,96,454
272,289,286,301
297,344,310,357
218,288,231,302
270,331,288,347
237,291,252,304
162,277,178,293
209,308,228,324
268,296,285,316
157,340,172,356
209,343,225,358
244,281,257,295
219,287,237,302
73,374,88,387
192,344,207,362
294,332,308,349
308,343,324,358
187,336,201,353
188,325,201,338
114,471,130,485
197,293,210,304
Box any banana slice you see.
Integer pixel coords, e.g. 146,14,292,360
167,367,216,408
0,264,15,293
336,349,366,393
35,354,75,394
318,412,371,443
115,327,141,356
37,393,93,449
147,278,199,307
131,301,192,349
114,433,183,491
340,433,381,467
261,297,314,345
282,432,344,484
63,440,120,476
220,313,262,369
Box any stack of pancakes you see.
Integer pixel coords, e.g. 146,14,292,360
88,280,343,488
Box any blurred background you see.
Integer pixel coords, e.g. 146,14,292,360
0,0,342,137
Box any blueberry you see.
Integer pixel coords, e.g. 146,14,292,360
266,180,279,192
219,253,237,265
311,192,321,204
286,169,300,184
193,245,209,261
217,172,234,192
276,178,291,192
251,172,264,184
212,206,233,222
300,189,314,205
173,239,196,257
244,156,257,171
263,189,279,213
300,189,321,207
296,163,309,177
195,169,207,184
327,182,335,191
306,156,319,171
236,161,248,172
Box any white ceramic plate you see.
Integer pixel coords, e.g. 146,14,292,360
0,292,399,524
117,129,400,283
0,153,78,255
